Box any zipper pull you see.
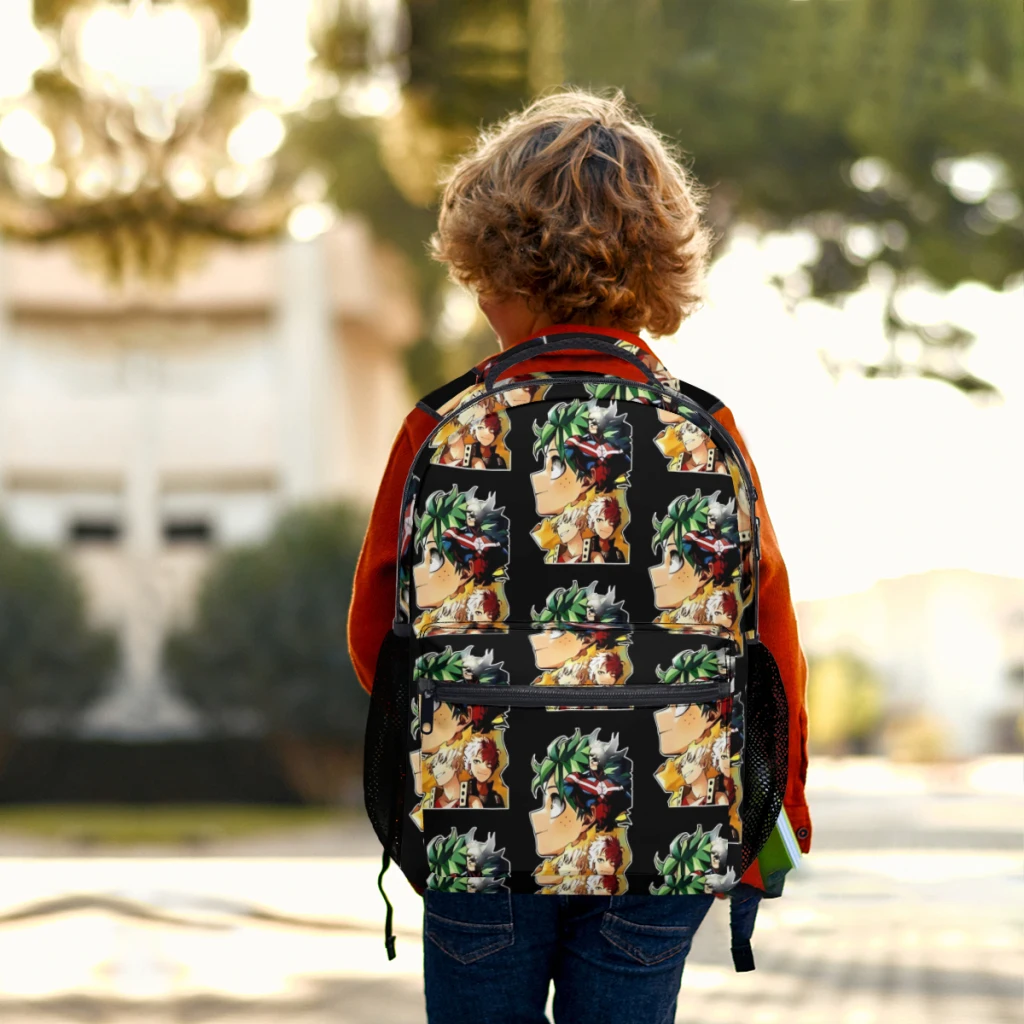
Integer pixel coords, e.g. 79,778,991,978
420,688,435,736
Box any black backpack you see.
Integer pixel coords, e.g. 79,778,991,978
363,332,788,968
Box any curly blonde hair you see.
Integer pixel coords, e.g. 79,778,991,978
430,88,712,337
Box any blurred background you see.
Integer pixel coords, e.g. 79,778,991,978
0,0,1021,1021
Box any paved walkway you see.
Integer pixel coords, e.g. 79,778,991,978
0,757,1020,1023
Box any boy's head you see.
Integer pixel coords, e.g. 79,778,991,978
431,89,711,340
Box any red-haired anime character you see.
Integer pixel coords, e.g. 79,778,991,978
464,735,505,808
587,495,625,563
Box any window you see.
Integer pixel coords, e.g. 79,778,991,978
163,518,213,544
69,518,122,544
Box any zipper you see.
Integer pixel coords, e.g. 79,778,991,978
394,373,761,633
415,620,739,640
417,678,731,732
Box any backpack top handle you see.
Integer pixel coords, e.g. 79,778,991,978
482,332,661,390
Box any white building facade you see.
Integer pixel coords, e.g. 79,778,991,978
0,222,419,737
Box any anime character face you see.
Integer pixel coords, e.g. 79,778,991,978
714,738,730,776
530,728,632,859
530,400,632,515
414,545,463,607
444,430,467,464
472,416,498,447
680,420,708,452
532,439,586,515
707,590,739,629
589,652,622,687
556,508,585,544
422,702,472,755
555,661,587,687
649,537,705,609
590,836,622,876
466,736,499,784
530,628,588,669
651,490,735,611
555,847,584,876
413,486,509,612
430,749,460,786
588,496,621,540
654,703,721,755
680,744,711,785
530,780,589,857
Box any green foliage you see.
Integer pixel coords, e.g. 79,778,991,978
293,0,1021,395
0,526,116,732
807,650,885,754
164,503,368,741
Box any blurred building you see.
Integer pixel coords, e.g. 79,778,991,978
0,222,418,736
797,570,1024,757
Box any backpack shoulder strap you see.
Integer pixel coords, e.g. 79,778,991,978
416,367,482,420
672,377,725,416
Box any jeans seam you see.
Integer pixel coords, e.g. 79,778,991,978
426,928,514,965
600,927,685,966
425,910,513,933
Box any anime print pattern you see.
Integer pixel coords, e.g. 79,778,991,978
530,399,633,564
413,485,510,635
430,401,512,470
425,827,511,893
650,488,743,642
650,823,738,895
397,475,418,622
652,647,735,810
408,646,510,832
528,581,632,690
584,339,684,408
530,728,633,894
435,372,552,419
654,410,732,475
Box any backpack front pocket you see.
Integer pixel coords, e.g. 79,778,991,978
408,624,743,896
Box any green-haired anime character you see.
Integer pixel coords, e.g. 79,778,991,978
650,823,736,895
414,646,510,688
649,488,741,622
653,644,732,779
426,827,510,893
530,399,632,513
527,582,631,688
529,728,633,869
412,485,509,632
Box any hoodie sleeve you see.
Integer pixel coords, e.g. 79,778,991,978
347,423,418,694
713,405,812,855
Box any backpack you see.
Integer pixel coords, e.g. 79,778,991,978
363,331,789,969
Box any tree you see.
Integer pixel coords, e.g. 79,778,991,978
0,526,116,733
293,0,1022,396
164,503,369,801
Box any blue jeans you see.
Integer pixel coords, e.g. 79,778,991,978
423,891,715,1024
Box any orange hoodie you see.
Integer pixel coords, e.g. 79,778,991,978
348,324,812,863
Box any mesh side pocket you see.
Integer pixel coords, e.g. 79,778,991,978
363,629,411,860
739,641,790,877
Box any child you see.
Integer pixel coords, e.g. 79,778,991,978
349,87,810,1024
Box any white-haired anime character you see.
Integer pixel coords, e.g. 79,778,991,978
554,846,586,877
465,830,511,892
703,834,738,894
424,744,467,810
